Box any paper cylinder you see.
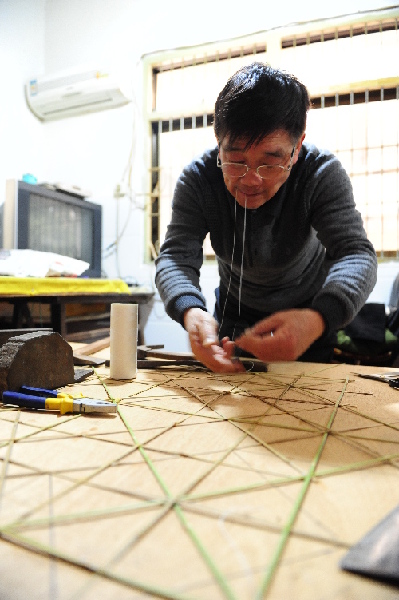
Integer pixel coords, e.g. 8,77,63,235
110,303,138,380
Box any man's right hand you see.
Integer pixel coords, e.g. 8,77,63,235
183,308,245,373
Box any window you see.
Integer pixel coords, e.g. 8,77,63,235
143,8,399,260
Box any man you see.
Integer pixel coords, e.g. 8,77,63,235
155,62,377,372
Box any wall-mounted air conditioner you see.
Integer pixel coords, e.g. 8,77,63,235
26,68,132,121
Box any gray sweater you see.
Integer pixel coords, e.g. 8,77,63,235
155,143,377,334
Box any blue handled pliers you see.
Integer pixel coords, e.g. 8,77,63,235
1,386,117,414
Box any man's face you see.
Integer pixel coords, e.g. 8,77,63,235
218,129,305,210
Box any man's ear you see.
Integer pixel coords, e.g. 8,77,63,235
292,132,306,166
298,132,306,148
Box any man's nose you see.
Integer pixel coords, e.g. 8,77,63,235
242,167,262,182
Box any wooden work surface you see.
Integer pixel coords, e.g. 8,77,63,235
1,360,399,599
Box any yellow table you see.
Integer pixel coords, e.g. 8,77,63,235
0,360,398,599
0,277,154,338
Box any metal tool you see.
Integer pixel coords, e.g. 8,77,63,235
341,503,399,585
135,345,268,372
356,371,399,389
2,386,117,414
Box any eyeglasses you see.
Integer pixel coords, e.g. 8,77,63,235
217,145,296,179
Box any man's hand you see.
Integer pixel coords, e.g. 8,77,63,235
184,308,245,373
235,309,326,362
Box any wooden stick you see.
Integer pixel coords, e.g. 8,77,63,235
77,336,110,356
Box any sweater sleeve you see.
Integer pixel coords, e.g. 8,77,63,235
305,153,378,332
155,163,210,326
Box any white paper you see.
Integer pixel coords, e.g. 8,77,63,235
110,303,138,380
0,249,89,277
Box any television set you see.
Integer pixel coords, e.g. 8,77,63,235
1,180,102,278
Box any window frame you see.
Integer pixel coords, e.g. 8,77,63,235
142,7,399,262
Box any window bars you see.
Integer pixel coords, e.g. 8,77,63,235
143,8,399,260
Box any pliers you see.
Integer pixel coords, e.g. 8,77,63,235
1,386,117,414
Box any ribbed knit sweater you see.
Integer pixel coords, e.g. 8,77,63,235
155,143,377,335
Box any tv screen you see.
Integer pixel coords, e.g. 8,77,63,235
2,180,102,278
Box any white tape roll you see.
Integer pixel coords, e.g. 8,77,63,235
110,303,137,380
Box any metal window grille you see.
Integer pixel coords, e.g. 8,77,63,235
143,8,399,261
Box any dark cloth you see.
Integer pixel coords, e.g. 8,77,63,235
387,309,399,337
336,303,399,360
345,303,386,343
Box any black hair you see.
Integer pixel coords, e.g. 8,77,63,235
214,62,310,147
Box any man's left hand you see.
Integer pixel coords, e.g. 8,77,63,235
235,309,326,362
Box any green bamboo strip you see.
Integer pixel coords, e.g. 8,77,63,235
3,445,136,531
127,380,357,449
305,363,346,376
4,498,166,531
100,372,268,532
0,364,395,596
333,430,399,446
107,429,250,573
316,452,399,477
232,421,307,475
4,409,208,580
255,377,348,599
228,383,343,442
183,450,399,504
181,472,308,503
103,370,399,492
8,406,239,586
0,530,193,600
0,360,394,600
83,423,250,589
211,375,336,435
1,421,133,453
0,413,81,448
250,373,352,405
96,366,397,598
1,417,203,484
96,370,182,399
3,429,132,448
184,503,349,549
175,381,306,475
231,417,317,432
70,501,184,600
0,411,19,505
120,400,223,421
100,367,230,427
69,370,255,600
104,369,397,512
332,432,399,458
234,380,336,408
12,439,393,550
3,394,195,596
173,382,231,412
117,405,238,600
344,404,399,432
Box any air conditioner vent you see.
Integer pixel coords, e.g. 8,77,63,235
26,68,131,121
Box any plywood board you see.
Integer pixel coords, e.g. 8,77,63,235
1,361,399,599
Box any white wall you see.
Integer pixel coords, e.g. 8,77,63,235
0,0,46,198
0,0,395,351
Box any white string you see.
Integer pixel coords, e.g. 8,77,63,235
218,194,247,342
218,198,237,338
238,197,247,319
